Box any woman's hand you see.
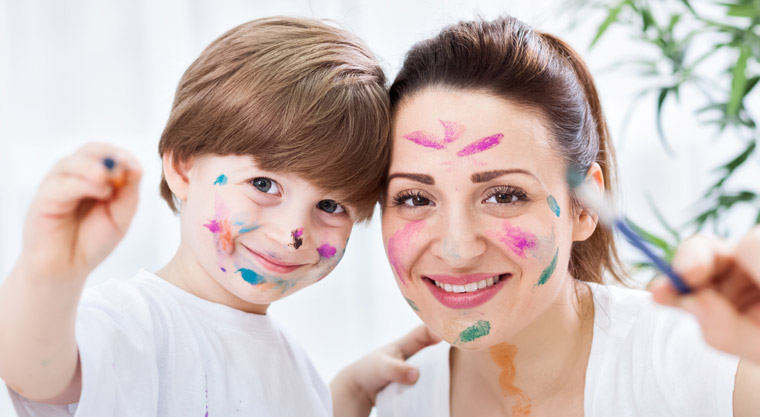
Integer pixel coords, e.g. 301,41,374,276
651,226,760,362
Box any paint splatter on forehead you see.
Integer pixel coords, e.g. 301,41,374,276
402,119,504,157
456,133,503,157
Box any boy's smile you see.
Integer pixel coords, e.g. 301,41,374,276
161,154,355,314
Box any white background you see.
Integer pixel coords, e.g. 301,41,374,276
1,1,757,416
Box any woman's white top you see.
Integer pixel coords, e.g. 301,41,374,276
376,281,739,417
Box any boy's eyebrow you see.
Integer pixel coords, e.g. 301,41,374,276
387,173,435,185
471,169,538,183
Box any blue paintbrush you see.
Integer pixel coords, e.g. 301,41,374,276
569,171,691,294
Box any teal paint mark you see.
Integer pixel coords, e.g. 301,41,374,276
213,174,228,186
237,268,265,285
238,225,259,234
547,195,560,217
233,220,245,226
536,248,559,286
405,297,420,312
457,320,490,343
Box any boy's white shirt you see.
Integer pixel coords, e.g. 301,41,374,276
7,269,332,417
376,281,739,417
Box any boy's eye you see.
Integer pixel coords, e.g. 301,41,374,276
318,199,344,214
251,177,280,195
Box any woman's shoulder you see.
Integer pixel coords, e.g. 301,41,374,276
375,342,450,417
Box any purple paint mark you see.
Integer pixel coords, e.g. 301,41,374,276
456,133,504,157
220,267,226,272
203,219,221,233
317,243,337,260
402,120,464,150
387,221,426,286
293,228,304,238
498,221,538,259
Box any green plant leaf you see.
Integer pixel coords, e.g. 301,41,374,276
626,218,677,260
756,209,760,225
645,194,682,243
591,0,628,48
655,87,676,154
723,3,759,18
718,141,756,173
727,45,750,117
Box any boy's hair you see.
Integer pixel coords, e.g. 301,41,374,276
158,17,390,221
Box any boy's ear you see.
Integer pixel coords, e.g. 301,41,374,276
162,153,193,202
571,162,604,242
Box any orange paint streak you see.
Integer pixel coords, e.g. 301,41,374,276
489,343,532,416
219,219,233,251
256,282,277,291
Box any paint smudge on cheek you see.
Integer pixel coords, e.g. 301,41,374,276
490,343,532,417
387,220,426,286
456,133,504,157
498,222,538,258
213,174,227,186
405,297,420,312
457,320,490,343
204,218,234,251
237,268,265,285
547,195,560,217
317,243,337,260
536,248,559,287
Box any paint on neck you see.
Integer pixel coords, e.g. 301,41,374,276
489,343,532,417
536,248,559,287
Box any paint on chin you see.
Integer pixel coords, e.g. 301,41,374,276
547,195,560,217
456,133,504,157
317,243,337,260
457,320,490,343
536,248,559,287
497,221,538,259
405,297,420,312
237,268,265,285
387,220,426,286
489,343,532,417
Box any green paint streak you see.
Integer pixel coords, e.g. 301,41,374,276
458,320,490,343
536,248,559,286
547,195,560,217
405,297,420,312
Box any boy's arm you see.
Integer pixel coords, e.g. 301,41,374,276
0,143,141,404
331,325,441,417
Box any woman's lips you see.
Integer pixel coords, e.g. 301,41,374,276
423,273,510,309
242,245,305,274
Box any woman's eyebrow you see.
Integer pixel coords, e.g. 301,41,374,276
471,169,538,183
387,173,435,185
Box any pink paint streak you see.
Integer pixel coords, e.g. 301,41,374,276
498,221,537,259
456,133,504,157
403,120,464,150
203,220,221,233
387,220,426,286
317,243,337,260
293,228,304,238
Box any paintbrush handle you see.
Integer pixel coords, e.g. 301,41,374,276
613,218,692,294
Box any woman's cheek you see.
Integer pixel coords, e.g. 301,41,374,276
386,220,427,287
487,218,558,287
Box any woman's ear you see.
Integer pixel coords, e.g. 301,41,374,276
571,162,604,242
162,152,193,203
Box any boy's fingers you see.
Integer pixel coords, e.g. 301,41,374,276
379,357,420,386
684,289,760,360
672,235,732,288
393,325,442,360
735,226,760,287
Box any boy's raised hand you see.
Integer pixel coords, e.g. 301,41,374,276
331,325,441,417
21,143,142,282
651,227,760,362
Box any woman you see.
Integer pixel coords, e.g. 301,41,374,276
373,15,759,416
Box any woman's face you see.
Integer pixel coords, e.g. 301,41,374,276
382,88,596,349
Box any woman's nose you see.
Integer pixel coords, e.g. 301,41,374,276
432,209,486,268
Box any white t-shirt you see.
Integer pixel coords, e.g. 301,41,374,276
376,282,739,417
7,269,332,417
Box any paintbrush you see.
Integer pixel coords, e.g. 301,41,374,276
568,169,691,294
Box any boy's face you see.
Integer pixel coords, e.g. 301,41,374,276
179,155,354,307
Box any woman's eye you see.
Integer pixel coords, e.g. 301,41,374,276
251,177,280,195
486,193,519,204
395,194,432,207
318,199,345,214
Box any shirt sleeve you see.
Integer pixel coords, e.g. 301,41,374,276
9,281,159,417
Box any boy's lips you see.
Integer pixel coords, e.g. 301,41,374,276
242,245,305,274
422,273,511,309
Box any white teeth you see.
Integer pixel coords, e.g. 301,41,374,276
433,275,504,293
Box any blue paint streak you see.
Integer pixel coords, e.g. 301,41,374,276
238,225,260,234
213,174,228,186
233,220,245,226
547,195,560,217
237,268,265,285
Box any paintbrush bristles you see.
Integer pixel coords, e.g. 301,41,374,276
575,181,617,227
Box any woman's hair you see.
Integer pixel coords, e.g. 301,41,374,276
389,16,626,284
158,17,390,221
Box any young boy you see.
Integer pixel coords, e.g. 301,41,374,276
0,17,433,416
